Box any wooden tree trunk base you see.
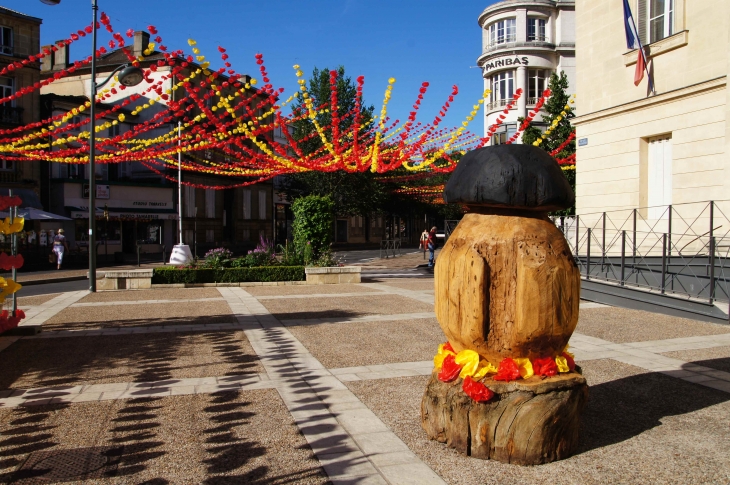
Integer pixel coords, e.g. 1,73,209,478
421,371,589,465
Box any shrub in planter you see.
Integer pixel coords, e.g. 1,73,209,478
152,266,305,284
202,247,233,269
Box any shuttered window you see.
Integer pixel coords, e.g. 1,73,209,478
647,136,672,220
242,189,251,219
637,0,674,45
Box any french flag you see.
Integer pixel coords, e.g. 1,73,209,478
623,0,652,90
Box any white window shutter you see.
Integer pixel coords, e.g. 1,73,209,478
637,0,647,45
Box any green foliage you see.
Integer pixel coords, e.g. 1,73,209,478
285,66,390,217
277,241,305,266
520,71,576,216
152,266,305,284
201,247,234,269
291,195,334,259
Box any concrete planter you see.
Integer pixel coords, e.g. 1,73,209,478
97,269,154,290
305,266,361,285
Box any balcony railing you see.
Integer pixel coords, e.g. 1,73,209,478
482,40,555,54
0,106,23,125
527,34,548,42
485,99,512,111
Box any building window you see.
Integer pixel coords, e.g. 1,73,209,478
206,229,214,243
0,76,12,101
205,189,215,218
490,70,515,108
649,0,673,43
107,123,120,139
71,115,83,132
184,229,193,245
0,27,12,55
242,189,252,219
527,18,546,42
184,185,196,217
639,0,674,44
492,125,516,146
527,69,548,104
258,190,267,220
488,18,516,47
0,160,13,172
647,136,672,219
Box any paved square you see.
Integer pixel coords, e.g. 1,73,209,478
1,279,729,483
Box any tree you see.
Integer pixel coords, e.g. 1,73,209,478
521,71,576,216
285,67,389,217
291,195,335,259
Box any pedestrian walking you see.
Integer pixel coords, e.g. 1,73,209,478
427,226,438,267
52,228,69,270
420,228,429,255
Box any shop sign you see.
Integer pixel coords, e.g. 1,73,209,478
483,56,529,73
578,138,588,146
82,184,110,199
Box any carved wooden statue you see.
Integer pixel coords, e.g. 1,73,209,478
421,145,588,466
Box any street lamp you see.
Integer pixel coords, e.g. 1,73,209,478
41,0,143,291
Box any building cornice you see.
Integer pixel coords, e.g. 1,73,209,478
477,0,574,27
572,76,726,125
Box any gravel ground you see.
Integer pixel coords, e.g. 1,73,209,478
661,346,730,373
288,317,444,368
0,390,328,484
43,301,233,331
245,283,381,296
0,331,262,390
262,294,433,321
576,307,730,343
378,279,435,291
78,288,222,303
346,360,730,485
15,293,61,306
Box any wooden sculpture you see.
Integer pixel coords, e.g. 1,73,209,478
421,145,588,465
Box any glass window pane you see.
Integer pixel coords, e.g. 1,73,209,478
650,0,665,17
650,16,664,43
528,19,536,40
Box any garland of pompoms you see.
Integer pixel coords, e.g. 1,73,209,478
0,14,497,187
433,342,577,402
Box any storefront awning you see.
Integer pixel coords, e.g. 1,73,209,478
66,206,178,221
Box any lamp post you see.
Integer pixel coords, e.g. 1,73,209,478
103,203,109,265
40,0,143,291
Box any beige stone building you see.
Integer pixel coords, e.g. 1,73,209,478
0,7,42,193
573,0,730,231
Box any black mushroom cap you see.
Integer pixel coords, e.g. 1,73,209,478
443,145,575,211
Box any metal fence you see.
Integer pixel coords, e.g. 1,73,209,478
555,201,730,310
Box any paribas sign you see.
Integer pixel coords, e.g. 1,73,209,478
483,56,529,73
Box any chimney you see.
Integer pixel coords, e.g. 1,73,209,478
133,31,150,58
52,40,69,70
41,45,53,71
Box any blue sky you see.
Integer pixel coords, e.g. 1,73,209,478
7,0,496,133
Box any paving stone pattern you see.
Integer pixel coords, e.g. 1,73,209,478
2,282,730,483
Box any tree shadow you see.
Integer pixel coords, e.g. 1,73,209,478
577,358,730,454
0,405,67,482
42,314,234,332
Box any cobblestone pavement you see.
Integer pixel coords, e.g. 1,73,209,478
0,278,728,484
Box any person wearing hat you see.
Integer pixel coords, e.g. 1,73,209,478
52,228,69,270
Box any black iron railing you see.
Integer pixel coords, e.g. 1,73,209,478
555,201,730,317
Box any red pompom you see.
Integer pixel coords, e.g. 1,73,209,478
533,357,558,377
562,352,576,371
494,358,520,381
443,342,455,353
437,354,462,382
463,376,495,402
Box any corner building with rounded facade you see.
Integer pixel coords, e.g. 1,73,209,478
477,0,576,144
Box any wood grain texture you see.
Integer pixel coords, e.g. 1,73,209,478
421,372,588,465
434,212,580,363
